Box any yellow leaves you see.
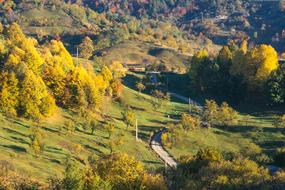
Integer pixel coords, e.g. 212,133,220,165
96,153,146,189
109,61,126,79
19,69,56,119
230,42,279,92
48,40,74,72
6,23,25,46
0,71,19,115
247,44,279,90
180,113,201,131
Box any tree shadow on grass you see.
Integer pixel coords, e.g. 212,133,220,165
148,119,167,125
84,144,104,155
42,126,60,133
122,73,141,90
11,120,30,128
3,127,28,137
2,145,27,153
10,136,29,145
45,146,66,156
49,158,61,165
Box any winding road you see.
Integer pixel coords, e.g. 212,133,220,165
150,92,202,168
150,129,177,168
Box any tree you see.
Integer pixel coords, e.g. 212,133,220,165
189,49,209,85
274,114,285,128
109,61,126,79
96,153,166,190
29,127,45,158
180,113,201,131
63,120,76,134
203,99,219,125
110,79,123,97
122,109,136,130
18,69,56,119
136,81,145,95
175,148,271,190
246,44,279,91
0,71,19,115
79,36,94,59
103,122,115,139
90,120,98,135
151,90,169,111
218,102,239,126
266,64,285,105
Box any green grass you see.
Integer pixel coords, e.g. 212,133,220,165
166,110,285,160
0,82,188,182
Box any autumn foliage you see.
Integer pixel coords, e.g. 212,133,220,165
0,23,115,119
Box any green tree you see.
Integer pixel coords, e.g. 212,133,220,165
104,122,115,139
151,90,169,111
218,102,239,126
29,127,45,158
274,114,285,128
203,99,219,125
122,109,136,130
266,64,285,105
136,81,146,95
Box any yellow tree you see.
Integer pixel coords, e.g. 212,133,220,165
203,99,219,125
48,40,75,71
18,69,56,119
96,153,146,190
42,48,67,101
6,23,44,74
6,22,26,46
79,36,94,59
247,44,279,91
109,61,126,79
218,102,238,126
0,71,19,115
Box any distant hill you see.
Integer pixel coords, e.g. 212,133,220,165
0,0,284,52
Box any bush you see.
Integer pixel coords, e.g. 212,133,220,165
180,113,201,131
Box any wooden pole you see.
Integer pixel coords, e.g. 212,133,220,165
136,119,138,141
189,98,191,114
76,47,79,66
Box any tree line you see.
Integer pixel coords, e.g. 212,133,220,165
189,40,285,105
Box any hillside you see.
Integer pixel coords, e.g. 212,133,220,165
1,1,285,190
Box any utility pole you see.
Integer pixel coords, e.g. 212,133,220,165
76,46,79,66
188,98,191,114
136,119,138,141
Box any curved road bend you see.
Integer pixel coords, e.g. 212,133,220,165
150,129,177,168
150,92,202,168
